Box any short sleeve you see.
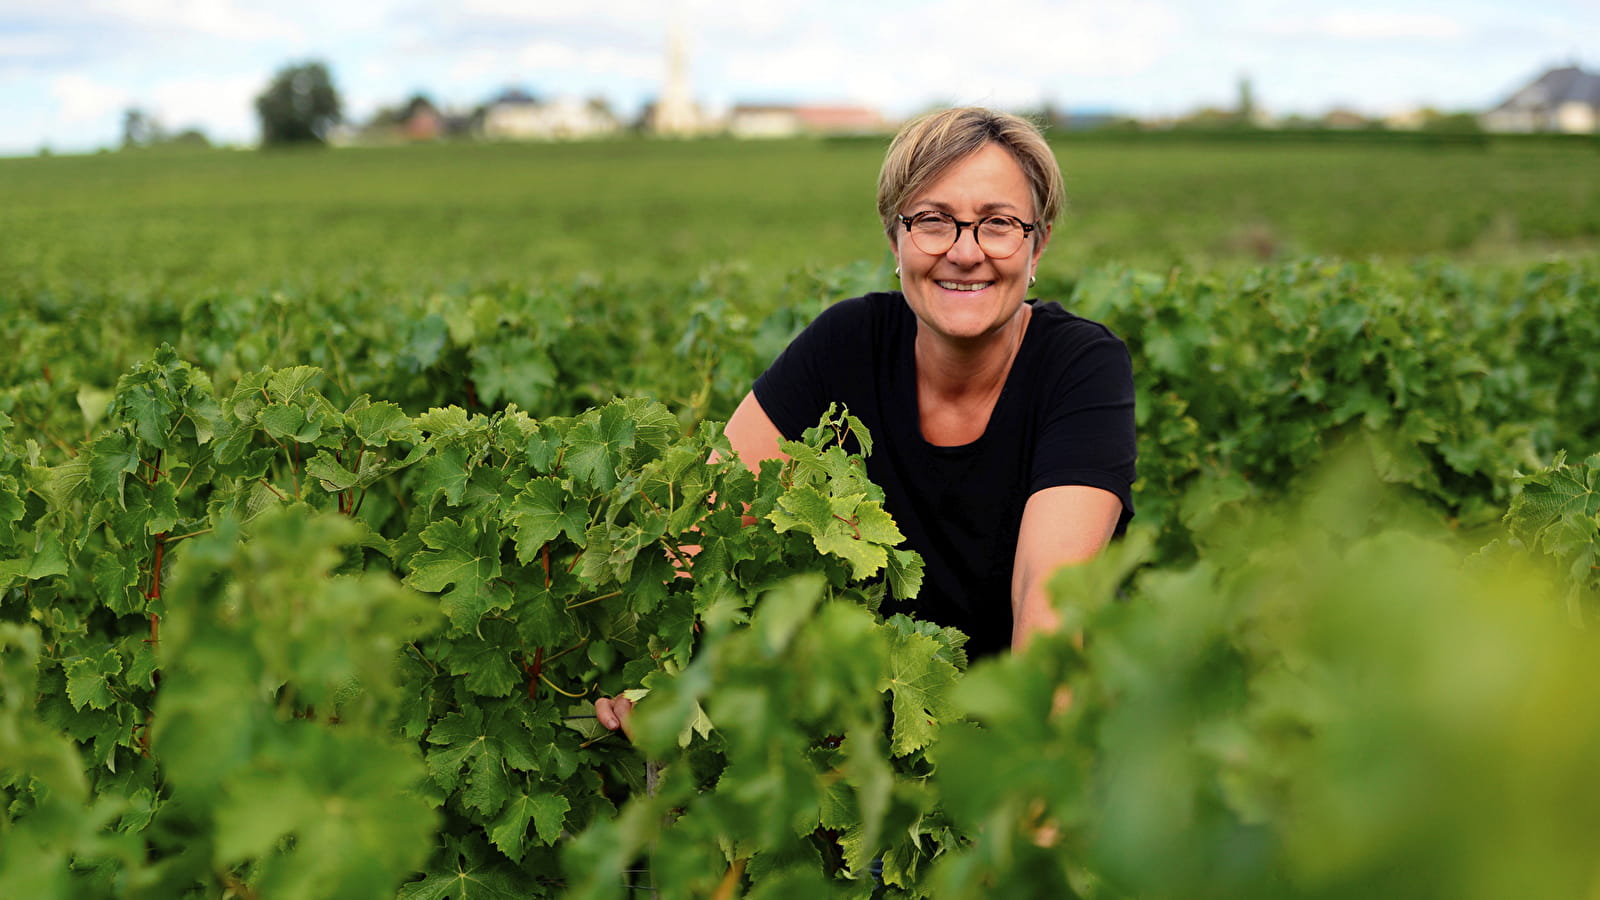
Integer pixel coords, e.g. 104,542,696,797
1029,333,1137,532
752,297,865,441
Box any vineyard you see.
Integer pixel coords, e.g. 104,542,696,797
3,135,1600,898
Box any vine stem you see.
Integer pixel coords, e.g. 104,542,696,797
525,646,544,702
341,445,365,515
566,590,622,611
140,610,160,755
710,858,747,900
144,534,167,600
544,637,589,664
406,641,440,675
537,671,591,699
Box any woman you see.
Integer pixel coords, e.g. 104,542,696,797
598,107,1135,732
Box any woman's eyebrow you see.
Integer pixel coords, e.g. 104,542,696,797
910,199,1024,214
976,200,1024,214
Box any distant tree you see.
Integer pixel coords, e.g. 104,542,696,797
120,107,212,150
122,107,163,148
1172,106,1242,130
1280,113,1323,130
1421,110,1483,134
167,128,212,148
1091,116,1144,134
255,61,342,145
586,95,617,122
1237,75,1256,125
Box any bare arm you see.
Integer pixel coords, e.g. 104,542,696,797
717,391,791,473
1010,485,1123,651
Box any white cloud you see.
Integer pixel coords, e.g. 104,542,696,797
0,34,70,58
444,52,503,87
684,1,799,39
457,0,664,30
1266,10,1468,41
148,74,261,138
93,0,304,42
50,73,132,124
515,41,660,82
44,70,260,143
715,0,1183,110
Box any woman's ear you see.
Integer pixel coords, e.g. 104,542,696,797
1031,223,1053,263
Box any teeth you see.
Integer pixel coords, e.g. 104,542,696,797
937,281,990,292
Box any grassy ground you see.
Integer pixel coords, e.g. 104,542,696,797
2,135,1595,300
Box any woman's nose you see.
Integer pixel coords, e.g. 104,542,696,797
944,225,986,265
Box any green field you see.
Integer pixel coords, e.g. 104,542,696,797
4,135,1596,296
3,135,1600,899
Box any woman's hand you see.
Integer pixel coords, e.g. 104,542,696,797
594,695,635,740
590,395,784,745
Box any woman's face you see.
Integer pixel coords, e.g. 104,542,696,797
891,141,1050,346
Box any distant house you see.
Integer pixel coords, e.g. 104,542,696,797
481,91,620,141
727,104,889,138
1321,108,1372,130
1482,65,1600,134
401,97,444,141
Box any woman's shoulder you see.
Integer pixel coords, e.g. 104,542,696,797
1026,300,1129,358
795,291,913,349
814,290,909,324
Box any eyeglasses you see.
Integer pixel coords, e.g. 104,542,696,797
897,211,1038,259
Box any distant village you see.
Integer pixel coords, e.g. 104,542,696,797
330,32,898,145
336,53,1600,146
111,40,1600,155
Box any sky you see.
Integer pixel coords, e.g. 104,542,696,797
2,0,1596,156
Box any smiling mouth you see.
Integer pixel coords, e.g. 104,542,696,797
936,280,992,292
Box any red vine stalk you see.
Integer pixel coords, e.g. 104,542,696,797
525,646,544,702
145,534,166,600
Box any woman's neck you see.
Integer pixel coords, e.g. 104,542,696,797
914,303,1032,446
914,303,1032,401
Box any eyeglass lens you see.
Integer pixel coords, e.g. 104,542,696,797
907,214,1025,258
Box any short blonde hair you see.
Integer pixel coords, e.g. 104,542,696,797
876,107,1064,239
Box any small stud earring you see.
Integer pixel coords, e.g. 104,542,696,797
893,266,901,278
1029,274,1037,287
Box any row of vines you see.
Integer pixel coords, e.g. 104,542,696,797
4,256,1600,897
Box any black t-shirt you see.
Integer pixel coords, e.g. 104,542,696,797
752,291,1136,658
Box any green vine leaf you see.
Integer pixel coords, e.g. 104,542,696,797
405,517,512,634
